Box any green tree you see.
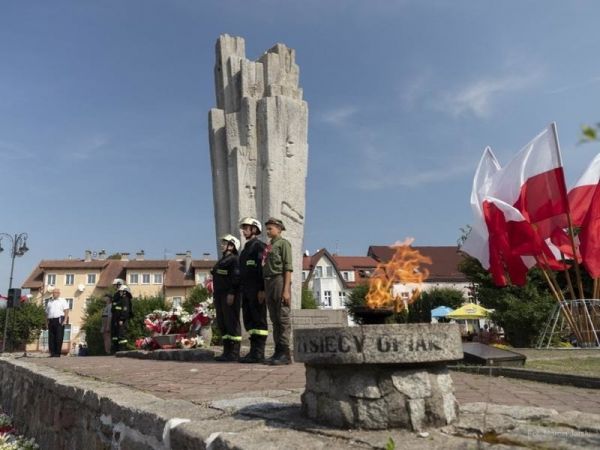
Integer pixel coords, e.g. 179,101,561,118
459,255,556,347
80,296,107,355
301,288,318,309
182,285,210,314
0,302,47,351
407,287,465,323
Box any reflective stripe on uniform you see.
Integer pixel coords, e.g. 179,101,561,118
112,337,118,341
216,269,228,275
246,260,257,266
114,306,122,310
248,329,268,336
118,339,128,344
222,334,242,341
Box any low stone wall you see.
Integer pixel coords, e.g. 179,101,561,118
0,358,217,449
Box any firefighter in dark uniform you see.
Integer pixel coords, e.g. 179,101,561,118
238,217,268,363
111,284,133,353
212,234,242,362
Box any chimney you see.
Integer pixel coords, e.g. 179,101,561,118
202,252,211,261
185,250,192,274
136,250,145,261
98,250,107,260
121,252,130,262
84,250,92,262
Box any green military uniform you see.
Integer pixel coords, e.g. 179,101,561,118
263,234,293,364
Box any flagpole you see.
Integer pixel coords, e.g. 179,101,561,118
536,255,584,343
551,122,585,299
560,252,577,301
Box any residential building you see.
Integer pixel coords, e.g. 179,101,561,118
22,250,215,352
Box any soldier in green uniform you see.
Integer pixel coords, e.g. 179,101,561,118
238,217,268,363
262,217,293,365
212,234,242,362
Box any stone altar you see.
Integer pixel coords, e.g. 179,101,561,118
208,34,308,309
294,323,463,431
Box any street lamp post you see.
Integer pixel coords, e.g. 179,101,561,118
0,233,29,353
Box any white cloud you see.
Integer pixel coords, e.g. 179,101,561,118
547,75,600,95
0,141,34,160
319,106,358,127
436,72,541,118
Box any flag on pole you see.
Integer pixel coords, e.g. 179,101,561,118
575,155,600,277
568,153,600,227
488,123,569,240
461,147,501,269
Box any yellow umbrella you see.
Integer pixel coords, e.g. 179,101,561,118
446,303,491,320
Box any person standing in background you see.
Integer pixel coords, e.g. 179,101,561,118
45,288,69,357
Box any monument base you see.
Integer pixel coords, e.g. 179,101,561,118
301,364,458,431
294,323,463,431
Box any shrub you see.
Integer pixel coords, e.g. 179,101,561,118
182,286,210,314
0,302,46,351
301,288,318,309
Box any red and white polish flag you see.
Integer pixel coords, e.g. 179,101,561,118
488,123,569,240
570,153,600,277
461,147,501,269
568,153,600,227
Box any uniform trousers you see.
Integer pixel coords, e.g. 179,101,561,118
265,275,291,350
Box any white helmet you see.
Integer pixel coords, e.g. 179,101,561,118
220,234,241,253
239,217,262,234
118,285,131,293
112,278,125,285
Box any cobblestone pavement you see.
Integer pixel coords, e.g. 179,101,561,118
28,355,600,414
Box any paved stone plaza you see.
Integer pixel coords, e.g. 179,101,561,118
28,354,600,414
0,352,598,449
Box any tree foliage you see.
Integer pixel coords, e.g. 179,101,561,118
408,288,465,323
301,288,318,309
458,255,556,347
0,302,46,351
182,286,211,314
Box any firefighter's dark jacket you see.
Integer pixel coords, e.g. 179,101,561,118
211,253,240,296
112,293,133,321
239,238,266,291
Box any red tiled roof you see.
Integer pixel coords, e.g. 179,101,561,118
332,256,378,271
192,260,216,270
22,267,44,289
97,260,127,288
125,260,169,269
164,260,195,287
367,245,467,281
39,260,109,269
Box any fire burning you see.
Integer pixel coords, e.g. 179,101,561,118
366,238,432,312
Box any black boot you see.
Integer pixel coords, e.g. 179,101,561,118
215,340,231,362
264,344,281,365
239,337,257,363
228,341,240,362
269,347,292,365
239,336,266,363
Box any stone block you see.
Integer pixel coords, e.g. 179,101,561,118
294,323,462,365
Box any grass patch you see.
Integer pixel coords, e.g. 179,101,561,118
525,357,600,377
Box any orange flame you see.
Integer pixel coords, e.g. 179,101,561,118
366,238,432,312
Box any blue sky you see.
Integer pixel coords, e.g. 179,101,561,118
2,0,600,293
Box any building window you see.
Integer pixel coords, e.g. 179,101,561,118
65,298,74,310
87,274,96,285
196,272,208,285
315,267,323,278
326,266,333,277
63,324,72,342
172,297,182,308
46,274,56,286
302,271,307,281
65,274,75,285
85,298,92,310
339,291,346,303
154,273,163,284
142,273,151,284
342,271,349,281
129,273,139,284
323,291,332,307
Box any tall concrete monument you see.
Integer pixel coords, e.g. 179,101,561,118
209,34,308,309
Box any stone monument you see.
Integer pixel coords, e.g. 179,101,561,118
209,34,308,309
295,323,463,431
